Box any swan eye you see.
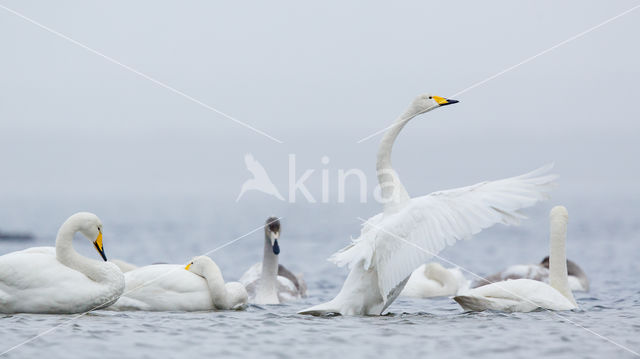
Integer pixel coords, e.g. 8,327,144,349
428,96,432,99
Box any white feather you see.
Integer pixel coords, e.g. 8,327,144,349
330,164,556,304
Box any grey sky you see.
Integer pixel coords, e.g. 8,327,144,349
1,0,639,203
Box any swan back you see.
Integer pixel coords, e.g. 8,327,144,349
224,282,249,309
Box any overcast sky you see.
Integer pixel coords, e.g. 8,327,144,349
1,0,639,205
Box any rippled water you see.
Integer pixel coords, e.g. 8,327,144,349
1,196,639,358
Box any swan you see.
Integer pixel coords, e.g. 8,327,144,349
0,212,124,314
400,262,470,298
108,255,248,311
470,256,589,292
471,256,589,292
239,217,307,304
453,206,578,312
298,94,556,316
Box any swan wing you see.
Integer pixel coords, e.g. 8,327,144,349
330,164,556,305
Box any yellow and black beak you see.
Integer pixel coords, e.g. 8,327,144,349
185,263,192,270
93,231,107,262
432,96,459,107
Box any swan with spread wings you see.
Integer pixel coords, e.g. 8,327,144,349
299,94,556,316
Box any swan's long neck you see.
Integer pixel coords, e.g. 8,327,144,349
548,208,577,306
376,110,415,209
55,220,107,282
200,262,234,309
257,233,279,302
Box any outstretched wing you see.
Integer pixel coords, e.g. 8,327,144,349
329,164,556,305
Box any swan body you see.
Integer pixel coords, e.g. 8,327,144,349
471,257,589,292
109,256,248,311
240,217,306,304
453,278,575,312
454,206,578,312
0,212,124,314
299,94,556,316
401,262,470,298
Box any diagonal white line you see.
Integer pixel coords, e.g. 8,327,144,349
0,3,284,144
356,3,640,144
356,216,640,357
0,217,281,357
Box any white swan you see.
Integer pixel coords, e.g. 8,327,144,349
470,255,589,292
239,217,307,304
400,262,470,298
108,255,248,311
453,206,578,312
0,212,124,314
299,94,556,316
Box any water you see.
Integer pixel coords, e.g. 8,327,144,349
0,196,639,358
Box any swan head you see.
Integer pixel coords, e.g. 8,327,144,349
184,255,215,274
409,94,459,116
265,217,281,255
224,282,249,309
70,212,107,261
550,205,569,221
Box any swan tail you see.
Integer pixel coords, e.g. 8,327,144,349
453,295,495,312
298,300,342,316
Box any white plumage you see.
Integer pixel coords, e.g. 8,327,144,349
108,256,247,311
0,213,124,314
401,262,470,298
299,94,555,316
454,206,578,312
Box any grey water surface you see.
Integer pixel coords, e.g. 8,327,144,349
0,196,639,359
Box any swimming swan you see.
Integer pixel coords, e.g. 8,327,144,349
453,206,578,312
240,217,307,304
108,255,248,311
470,255,589,292
299,94,556,316
400,262,470,298
0,212,124,314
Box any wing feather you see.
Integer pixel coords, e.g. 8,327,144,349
329,164,556,304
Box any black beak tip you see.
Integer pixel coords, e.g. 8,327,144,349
272,240,280,255
447,99,459,105
94,242,108,262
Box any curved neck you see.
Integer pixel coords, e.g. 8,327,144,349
55,221,105,282
548,213,577,306
376,110,415,209
199,262,233,309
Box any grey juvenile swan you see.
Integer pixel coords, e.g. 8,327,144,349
240,217,307,304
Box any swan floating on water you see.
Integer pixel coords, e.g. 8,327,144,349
240,217,307,304
108,255,248,311
400,262,470,298
299,94,556,316
471,255,588,292
0,212,124,314
453,206,578,312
